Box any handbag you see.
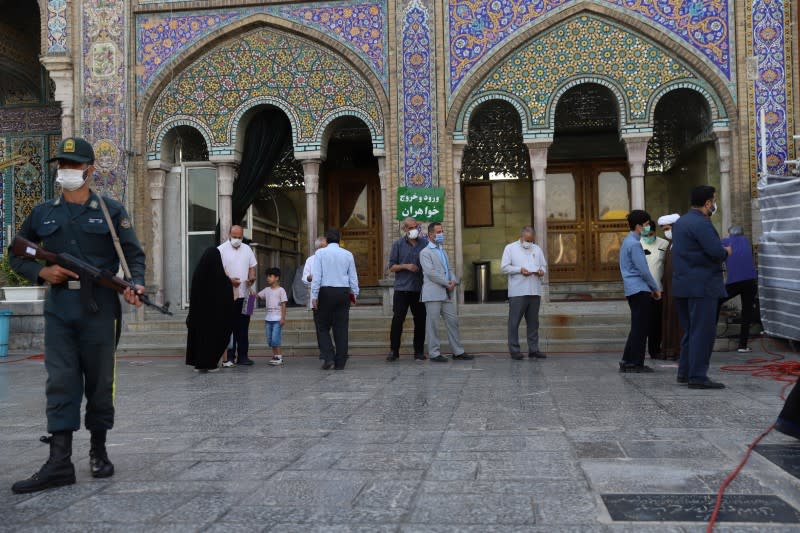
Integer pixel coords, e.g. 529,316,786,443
241,292,257,316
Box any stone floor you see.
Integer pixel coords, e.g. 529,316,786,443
1,348,799,532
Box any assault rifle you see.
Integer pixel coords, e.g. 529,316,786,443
11,235,173,315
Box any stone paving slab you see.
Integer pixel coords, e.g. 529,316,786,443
2,351,800,531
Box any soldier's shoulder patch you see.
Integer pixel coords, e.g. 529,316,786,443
120,218,131,229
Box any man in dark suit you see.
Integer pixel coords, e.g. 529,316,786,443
671,185,732,389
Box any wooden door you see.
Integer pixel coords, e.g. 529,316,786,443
546,160,630,282
326,169,382,286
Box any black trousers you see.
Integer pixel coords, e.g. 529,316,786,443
647,298,663,357
622,291,654,366
389,290,426,355
317,287,351,367
227,297,251,362
44,287,119,433
718,279,757,348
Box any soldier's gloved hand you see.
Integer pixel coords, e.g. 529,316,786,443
39,264,79,285
123,285,145,307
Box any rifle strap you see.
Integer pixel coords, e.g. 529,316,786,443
96,194,133,281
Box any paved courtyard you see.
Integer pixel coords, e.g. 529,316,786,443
1,348,799,532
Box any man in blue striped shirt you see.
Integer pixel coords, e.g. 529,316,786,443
311,228,359,370
619,210,662,373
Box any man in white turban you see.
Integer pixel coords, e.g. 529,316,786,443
658,213,681,360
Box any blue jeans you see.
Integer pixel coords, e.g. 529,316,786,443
265,321,282,348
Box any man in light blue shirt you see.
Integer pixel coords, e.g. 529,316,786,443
619,210,662,373
311,228,359,370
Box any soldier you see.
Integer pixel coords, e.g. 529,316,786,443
9,137,145,493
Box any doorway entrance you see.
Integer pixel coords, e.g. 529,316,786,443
546,160,630,281
322,117,382,286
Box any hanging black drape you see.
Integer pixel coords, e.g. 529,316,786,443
216,109,291,241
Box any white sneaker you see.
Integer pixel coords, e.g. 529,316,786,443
222,361,235,368
268,357,283,366
737,347,752,353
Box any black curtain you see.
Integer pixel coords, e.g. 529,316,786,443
217,109,291,241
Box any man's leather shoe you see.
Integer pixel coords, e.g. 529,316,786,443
90,450,114,478
89,430,114,478
452,352,474,360
511,353,524,360
321,361,334,370
12,431,75,494
334,365,346,370
414,353,427,360
238,359,255,366
688,380,725,389
529,351,547,359
430,355,448,362
637,365,654,373
676,375,689,384
386,352,399,361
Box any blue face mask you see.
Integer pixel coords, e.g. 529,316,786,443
434,233,444,244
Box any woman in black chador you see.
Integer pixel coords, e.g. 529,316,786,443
186,246,234,372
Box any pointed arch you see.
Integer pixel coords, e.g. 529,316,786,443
447,3,736,134
136,14,388,162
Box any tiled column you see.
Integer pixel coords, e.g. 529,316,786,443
301,159,322,258
526,141,551,301
40,56,74,138
623,135,651,210
377,155,391,271
452,143,466,304
714,129,732,232
214,161,236,243
147,162,169,305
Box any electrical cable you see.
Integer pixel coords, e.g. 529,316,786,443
706,336,799,532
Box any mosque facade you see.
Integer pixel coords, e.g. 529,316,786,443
1,0,796,308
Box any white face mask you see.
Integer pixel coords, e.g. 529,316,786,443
407,228,419,240
56,168,87,191
230,238,242,248
664,229,673,240
520,241,533,250
709,202,717,216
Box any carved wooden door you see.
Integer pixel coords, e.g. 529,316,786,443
546,160,630,282
326,169,382,286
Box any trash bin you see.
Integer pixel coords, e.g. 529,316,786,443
473,261,490,303
0,310,12,357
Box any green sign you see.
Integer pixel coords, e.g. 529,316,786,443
397,187,445,221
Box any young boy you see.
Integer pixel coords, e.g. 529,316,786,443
257,267,288,365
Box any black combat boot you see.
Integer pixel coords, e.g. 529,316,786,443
11,431,75,493
89,430,114,478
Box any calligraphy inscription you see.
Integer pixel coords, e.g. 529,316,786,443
397,186,445,221
602,493,800,523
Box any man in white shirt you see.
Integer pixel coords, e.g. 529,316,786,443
302,235,327,358
501,226,548,360
311,229,359,370
640,218,669,359
217,225,257,366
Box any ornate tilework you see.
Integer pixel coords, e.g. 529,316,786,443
472,15,692,129
448,0,730,94
82,1,127,201
147,27,384,153
401,0,435,187
136,1,387,98
9,137,45,233
749,0,792,184
0,136,5,249
47,0,68,54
